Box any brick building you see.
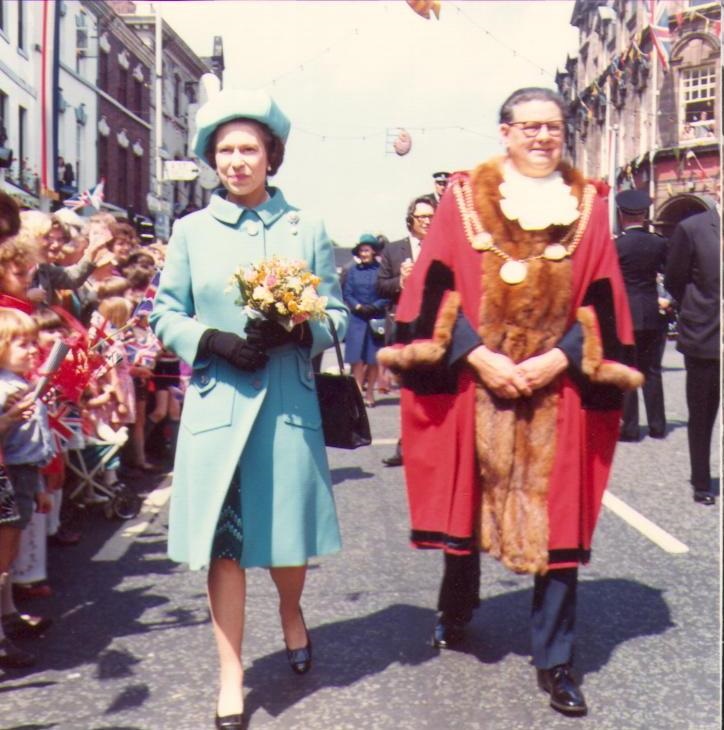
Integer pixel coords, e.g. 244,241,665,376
556,0,720,233
84,0,153,217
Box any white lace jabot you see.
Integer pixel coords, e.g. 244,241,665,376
498,161,580,231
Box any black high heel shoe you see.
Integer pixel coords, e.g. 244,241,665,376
214,712,244,729
285,609,312,675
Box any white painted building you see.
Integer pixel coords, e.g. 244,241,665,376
57,0,98,195
0,0,40,207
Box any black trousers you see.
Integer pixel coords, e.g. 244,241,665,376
621,328,667,438
684,355,720,493
438,552,578,669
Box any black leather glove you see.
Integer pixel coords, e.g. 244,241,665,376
245,318,310,350
197,329,268,372
355,303,376,319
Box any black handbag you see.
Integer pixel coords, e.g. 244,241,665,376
314,316,372,449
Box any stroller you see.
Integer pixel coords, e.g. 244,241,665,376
64,428,143,521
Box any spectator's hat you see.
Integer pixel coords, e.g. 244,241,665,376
432,171,450,184
352,233,380,257
192,89,291,160
615,188,651,214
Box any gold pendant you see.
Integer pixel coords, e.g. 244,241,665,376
543,243,567,261
500,260,527,284
473,231,493,250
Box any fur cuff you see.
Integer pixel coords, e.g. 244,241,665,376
577,306,644,390
377,291,461,371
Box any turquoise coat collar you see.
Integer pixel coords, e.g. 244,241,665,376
208,187,291,226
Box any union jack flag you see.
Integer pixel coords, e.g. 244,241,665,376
133,270,161,318
46,401,85,451
649,1,672,71
62,178,105,211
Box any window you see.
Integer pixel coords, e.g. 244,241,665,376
75,121,83,189
118,68,128,108
98,135,108,186
134,153,143,211
173,74,181,117
0,89,7,146
680,64,716,140
18,105,26,184
134,79,143,117
99,51,108,90
17,0,24,51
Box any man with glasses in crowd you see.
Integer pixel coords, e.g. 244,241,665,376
377,194,437,467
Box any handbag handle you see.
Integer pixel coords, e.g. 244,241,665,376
323,312,345,373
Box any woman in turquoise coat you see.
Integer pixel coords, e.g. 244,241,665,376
150,89,348,730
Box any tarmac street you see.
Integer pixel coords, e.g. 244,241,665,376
0,340,720,730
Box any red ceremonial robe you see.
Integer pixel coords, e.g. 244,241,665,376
379,160,642,574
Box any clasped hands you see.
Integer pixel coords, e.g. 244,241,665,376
200,319,307,372
465,345,568,400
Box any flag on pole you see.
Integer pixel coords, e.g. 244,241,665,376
649,1,672,71
39,0,60,198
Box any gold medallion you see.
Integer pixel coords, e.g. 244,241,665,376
473,231,493,250
500,260,527,285
543,243,567,261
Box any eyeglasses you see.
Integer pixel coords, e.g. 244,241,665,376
413,214,434,221
507,120,565,138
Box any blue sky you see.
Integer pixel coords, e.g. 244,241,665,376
148,0,578,244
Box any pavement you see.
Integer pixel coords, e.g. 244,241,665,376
1,340,721,730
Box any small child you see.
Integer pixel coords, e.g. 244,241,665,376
0,307,55,657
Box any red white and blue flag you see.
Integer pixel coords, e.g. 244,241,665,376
46,402,85,451
133,270,161,318
39,0,60,198
63,178,105,211
649,0,672,71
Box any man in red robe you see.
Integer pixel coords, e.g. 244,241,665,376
379,87,642,716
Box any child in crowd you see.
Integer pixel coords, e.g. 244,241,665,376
0,307,55,665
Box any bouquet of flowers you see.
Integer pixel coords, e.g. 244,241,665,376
229,256,328,331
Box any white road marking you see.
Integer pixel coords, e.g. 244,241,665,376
371,438,399,446
121,484,172,537
603,491,689,554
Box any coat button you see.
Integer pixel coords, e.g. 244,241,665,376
244,220,260,236
199,375,209,385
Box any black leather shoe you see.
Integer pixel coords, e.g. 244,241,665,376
618,432,639,442
431,616,465,649
1,612,52,639
214,712,244,729
537,665,587,716
648,430,666,439
285,610,312,675
0,637,36,668
382,453,403,467
693,491,716,505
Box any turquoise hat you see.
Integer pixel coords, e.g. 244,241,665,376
191,89,291,160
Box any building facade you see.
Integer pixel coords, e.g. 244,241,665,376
0,0,41,208
117,7,216,227
84,0,153,218
556,0,720,233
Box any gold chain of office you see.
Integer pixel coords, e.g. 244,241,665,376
452,177,596,284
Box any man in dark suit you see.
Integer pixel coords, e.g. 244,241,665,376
377,194,437,466
664,207,721,505
615,189,668,441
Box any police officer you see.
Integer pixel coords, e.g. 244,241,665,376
431,171,450,202
615,189,668,441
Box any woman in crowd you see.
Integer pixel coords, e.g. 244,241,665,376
342,234,389,407
150,89,347,729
